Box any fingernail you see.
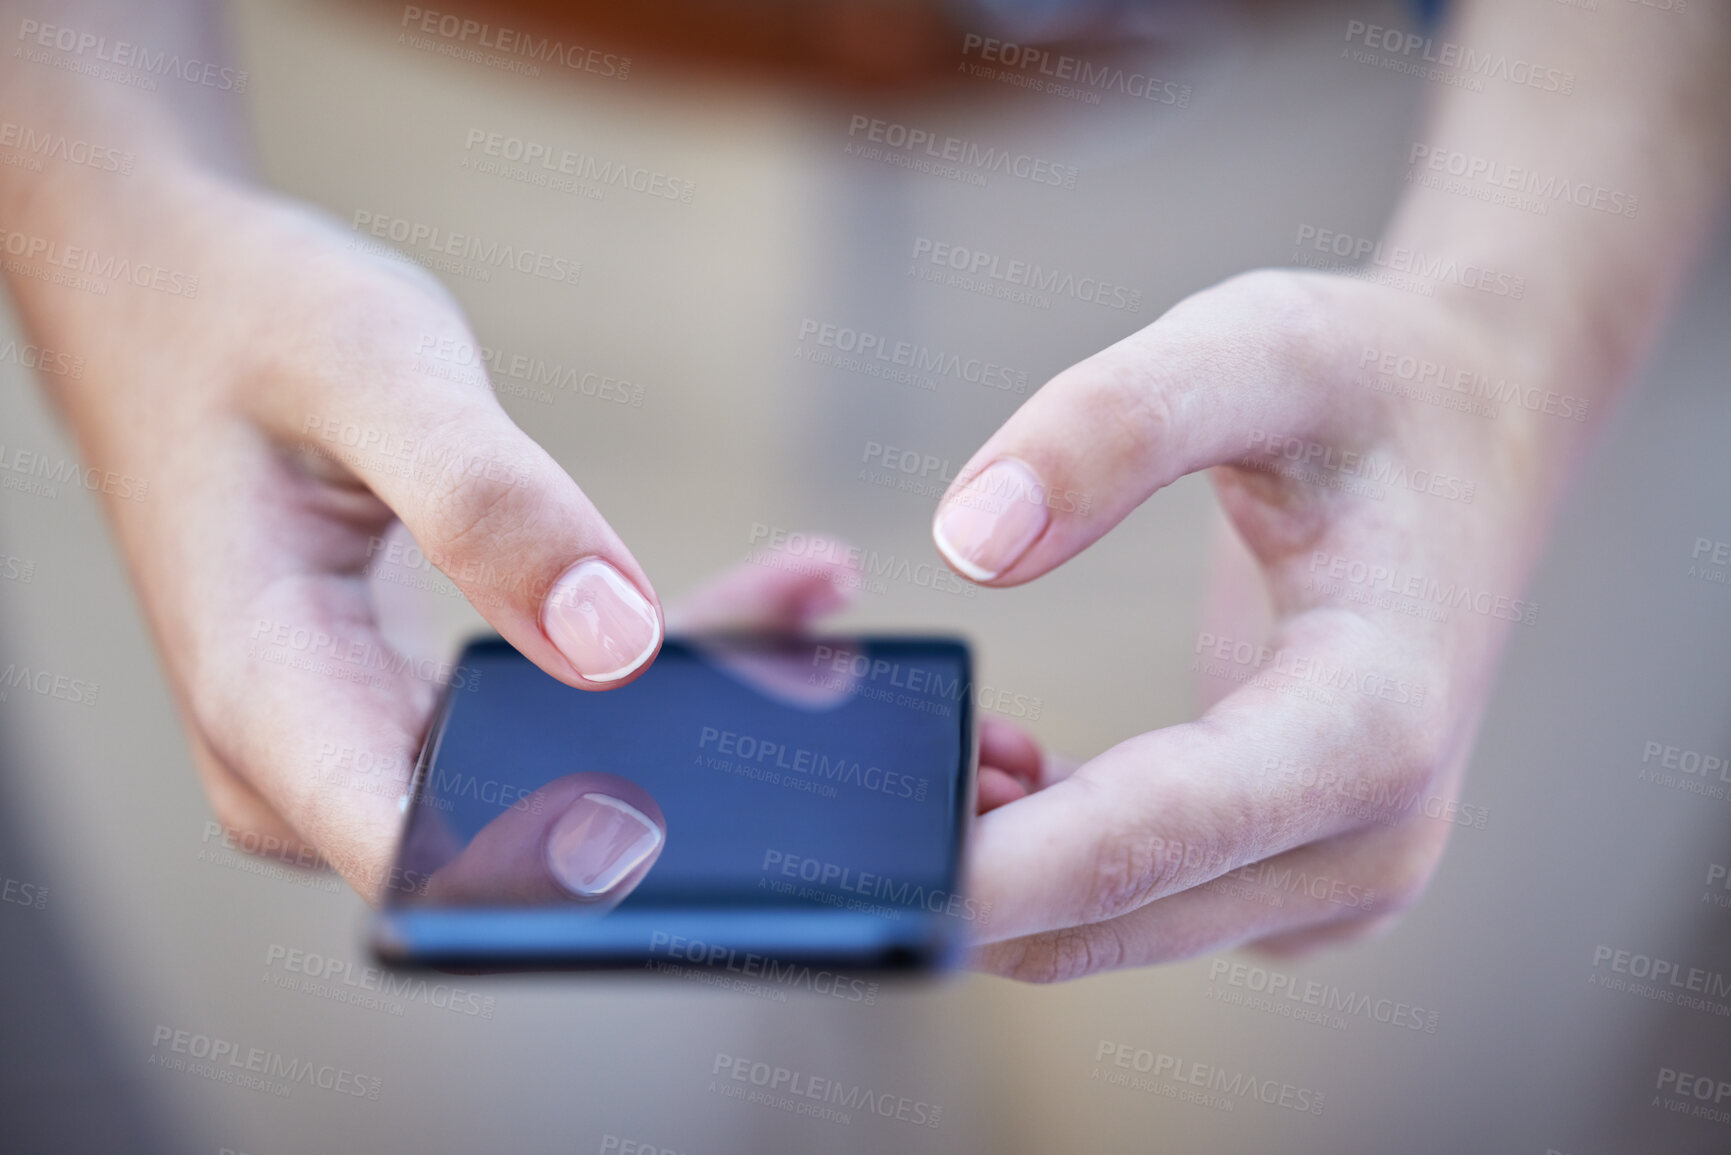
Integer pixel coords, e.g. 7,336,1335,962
541,558,661,682
544,792,663,897
933,459,1049,581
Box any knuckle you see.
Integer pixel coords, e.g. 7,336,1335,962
417,435,539,562
1210,267,1347,384
1001,926,1125,985
1349,710,1449,828
1076,845,1155,927
1075,820,1192,927
1053,352,1176,480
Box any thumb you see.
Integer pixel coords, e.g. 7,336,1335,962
931,271,1344,586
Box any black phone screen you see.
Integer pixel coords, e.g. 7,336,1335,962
375,635,974,971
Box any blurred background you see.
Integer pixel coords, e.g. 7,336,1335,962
1,0,1728,1150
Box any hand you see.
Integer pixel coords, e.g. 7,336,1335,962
933,268,1569,979
19,168,675,901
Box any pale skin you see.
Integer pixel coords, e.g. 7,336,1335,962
2,1,1727,974
934,2,1731,977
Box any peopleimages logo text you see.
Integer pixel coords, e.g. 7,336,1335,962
350,211,580,285
399,7,630,77
846,115,1078,188
960,34,1191,106
1294,225,1524,299
0,228,199,297
0,119,133,174
699,727,930,801
910,237,1142,312
1342,20,1574,94
16,19,249,91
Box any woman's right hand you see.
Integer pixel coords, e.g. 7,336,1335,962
12,166,665,901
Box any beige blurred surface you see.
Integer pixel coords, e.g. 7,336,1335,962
1,0,1729,1151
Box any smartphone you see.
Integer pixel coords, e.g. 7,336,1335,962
371,634,976,973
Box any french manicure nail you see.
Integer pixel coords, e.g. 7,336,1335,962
541,558,661,682
933,459,1050,581
544,792,664,897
